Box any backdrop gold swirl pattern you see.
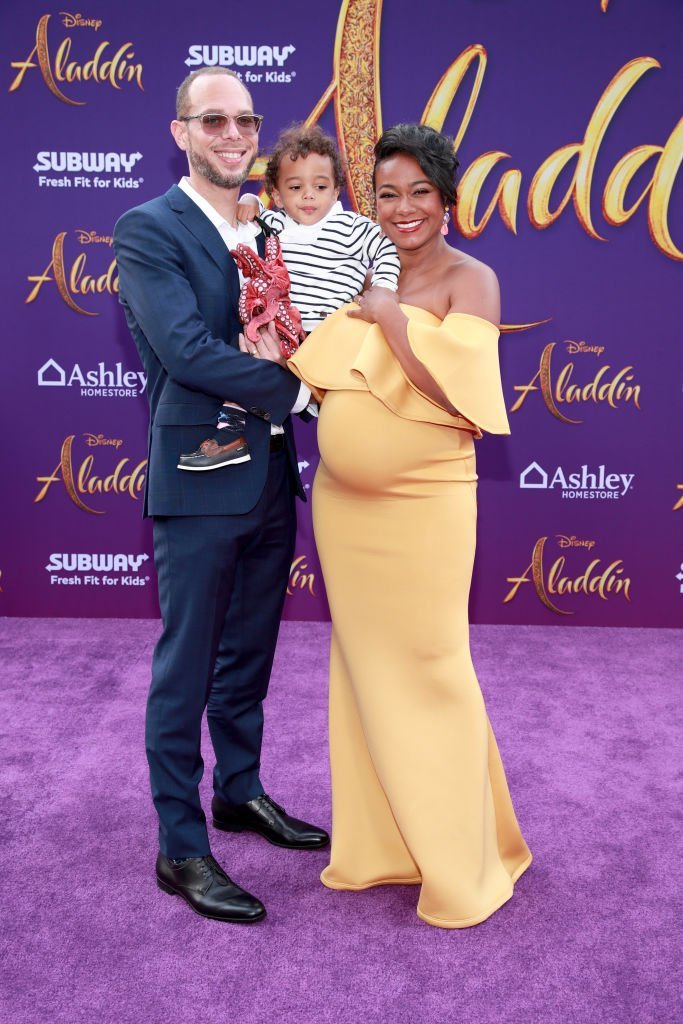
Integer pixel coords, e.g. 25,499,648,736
333,0,383,217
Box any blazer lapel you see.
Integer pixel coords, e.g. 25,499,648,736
166,185,264,349
165,184,236,280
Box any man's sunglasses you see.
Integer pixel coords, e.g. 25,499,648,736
179,113,264,136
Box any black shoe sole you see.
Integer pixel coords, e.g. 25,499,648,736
156,877,266,923
212,817,330,850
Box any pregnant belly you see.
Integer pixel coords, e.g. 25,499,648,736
316,389,476,495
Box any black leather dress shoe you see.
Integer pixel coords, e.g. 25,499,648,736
155,853,265,923
212,794,330,849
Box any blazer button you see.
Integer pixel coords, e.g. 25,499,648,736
248,406,271,421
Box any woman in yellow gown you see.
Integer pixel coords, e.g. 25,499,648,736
255,124,532,928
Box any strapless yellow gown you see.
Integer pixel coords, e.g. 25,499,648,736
289,304,532,928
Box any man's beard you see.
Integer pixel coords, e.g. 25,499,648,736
187,141,255,189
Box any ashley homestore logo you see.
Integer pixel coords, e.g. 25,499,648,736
519,461,634,499
38,358,146,397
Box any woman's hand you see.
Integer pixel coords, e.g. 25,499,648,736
239,323,287,367
347,286,400,324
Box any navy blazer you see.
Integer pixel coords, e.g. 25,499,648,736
113,185,304,517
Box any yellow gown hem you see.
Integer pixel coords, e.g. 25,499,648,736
320,873,423,890
416,853,533,930
320,852,533,911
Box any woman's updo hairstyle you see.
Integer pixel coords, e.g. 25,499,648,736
373,123,459,206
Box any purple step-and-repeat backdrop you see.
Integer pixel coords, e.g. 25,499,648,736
2,0,682,626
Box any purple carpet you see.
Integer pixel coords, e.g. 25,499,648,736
0,618,680,1024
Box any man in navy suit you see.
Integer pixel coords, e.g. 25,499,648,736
114,67,328,924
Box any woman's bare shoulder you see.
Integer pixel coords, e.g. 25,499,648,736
444,249,499,287
443,250,500,323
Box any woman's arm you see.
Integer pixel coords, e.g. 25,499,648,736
347,289,458,413
347,260,501,413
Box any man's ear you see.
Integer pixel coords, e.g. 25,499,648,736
170,120,188,152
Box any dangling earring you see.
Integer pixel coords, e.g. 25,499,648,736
441,209,450,236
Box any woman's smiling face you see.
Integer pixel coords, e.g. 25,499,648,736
374,153,446,250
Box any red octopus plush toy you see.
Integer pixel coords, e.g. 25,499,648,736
230,217,305,358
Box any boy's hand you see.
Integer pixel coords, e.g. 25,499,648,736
236,195,260,224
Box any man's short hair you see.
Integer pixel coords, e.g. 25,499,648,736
175,68,252,119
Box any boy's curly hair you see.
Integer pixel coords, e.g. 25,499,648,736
265,123,346,197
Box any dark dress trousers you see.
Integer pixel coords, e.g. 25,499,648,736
114,185,304,858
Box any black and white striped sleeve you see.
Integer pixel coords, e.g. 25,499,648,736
360,218,400,291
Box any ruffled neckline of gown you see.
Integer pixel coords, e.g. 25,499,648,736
393,303,498,329
288,304,510,437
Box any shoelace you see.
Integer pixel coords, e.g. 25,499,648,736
250,796,289,830
202,855,231,887
255,795,286,816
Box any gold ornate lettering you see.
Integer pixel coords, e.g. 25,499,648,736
26,233,118,314
510,343,578,423
26,233,92,315
244,2,683,261
455,152,522,235
602,117,683,259
510,342,641,422
9,15,80,105
505,537,631,613
69,254,119,298
34,436,146,513
565,341,605,357
504,537,568,614
528,58,660,238
78,456,146,500
288,555,316,596
35,435,101,513
9,14,143,103
422,43,487,154
75,231,113,246
60,13,103,31
556,535,597,550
